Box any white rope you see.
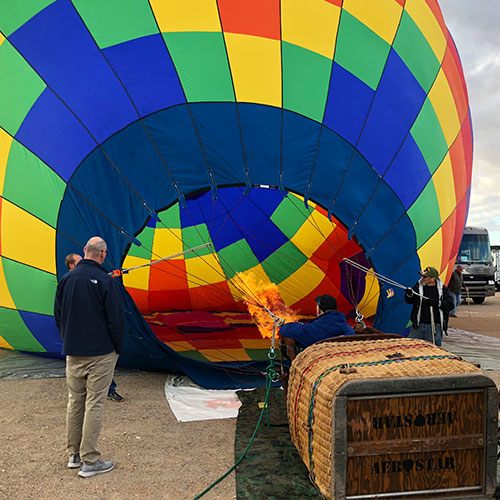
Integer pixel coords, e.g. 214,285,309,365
115,242,213,274
343,257,428,300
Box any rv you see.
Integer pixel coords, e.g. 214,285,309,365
456,226,495,303
492,245,500,291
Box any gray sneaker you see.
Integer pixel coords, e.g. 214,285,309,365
67,453,81,469
78,460,114,478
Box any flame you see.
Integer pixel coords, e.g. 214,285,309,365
239,272,302,339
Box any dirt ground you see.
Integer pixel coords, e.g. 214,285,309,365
1,293,499,500
0,374,237,500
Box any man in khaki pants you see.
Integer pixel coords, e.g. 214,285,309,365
54,237,125,477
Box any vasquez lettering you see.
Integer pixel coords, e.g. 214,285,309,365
371,456,455,475
372,412,456,430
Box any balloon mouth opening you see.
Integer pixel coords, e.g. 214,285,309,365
120,186,379,361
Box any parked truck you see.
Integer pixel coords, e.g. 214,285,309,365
492,245,500,291
456,226,495,303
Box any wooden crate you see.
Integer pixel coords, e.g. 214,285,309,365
287,337,498,499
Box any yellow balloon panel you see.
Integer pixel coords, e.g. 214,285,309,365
433,153,457,222
357,271,379,319
1,200,56,274
150,0,221,33
0,257,15,309
417,227,444,275
185,253,224,288
224,33,281,107
122,255,150,291
199,348,251,362
429,69,461,147
405,0,447,62
152,228,183,259
282,0,341,59
278,260,325,306
0,130,12,194
0,335,12,349
343,0,403,44
290,213,334,258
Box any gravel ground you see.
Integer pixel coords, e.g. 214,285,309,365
1,293,499,500
0,373,236,500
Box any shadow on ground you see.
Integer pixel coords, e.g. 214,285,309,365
0,348,141,380
235,386,321,500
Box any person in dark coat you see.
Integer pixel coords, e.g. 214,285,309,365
404,266,454,347
280,294,354,360
55,237,125,477
64,253,124,403
447,265,466,317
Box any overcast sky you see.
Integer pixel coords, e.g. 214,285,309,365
439,0,500,246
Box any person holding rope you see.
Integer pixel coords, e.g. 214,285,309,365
405,266,454,347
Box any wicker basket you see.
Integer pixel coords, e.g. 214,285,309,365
287,337,498,499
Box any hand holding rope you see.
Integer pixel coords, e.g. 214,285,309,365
343,258,431,300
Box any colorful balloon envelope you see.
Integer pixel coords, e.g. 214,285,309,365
0,0,472,387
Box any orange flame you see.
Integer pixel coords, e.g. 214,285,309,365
239,272,302,339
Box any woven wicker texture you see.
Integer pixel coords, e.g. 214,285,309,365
286,338,482,499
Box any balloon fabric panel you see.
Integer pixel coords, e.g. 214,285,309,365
0,0,473,388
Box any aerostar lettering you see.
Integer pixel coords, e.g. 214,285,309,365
372,412,456,430
371,456,455,474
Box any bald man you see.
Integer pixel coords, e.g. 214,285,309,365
64,252,124,403
55,237,125,477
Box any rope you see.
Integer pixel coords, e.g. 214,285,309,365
192,357,278,499
179,190,268,306
306,354,460,475
290,342,435,446
343,257,428,300
110,242,213,276
192,315,283,500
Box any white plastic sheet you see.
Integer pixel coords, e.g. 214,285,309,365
164,375,243,422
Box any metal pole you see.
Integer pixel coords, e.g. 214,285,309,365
429,304,436,345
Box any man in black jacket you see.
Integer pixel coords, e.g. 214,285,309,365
404,266,454,347
64,252,125,403
55,237,125,477
447,265,466,318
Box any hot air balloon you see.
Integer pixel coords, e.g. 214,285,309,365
0,0,472,388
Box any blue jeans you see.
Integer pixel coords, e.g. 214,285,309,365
449,291,461,314
409,323,443,347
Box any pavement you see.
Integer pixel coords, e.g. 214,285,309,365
447,292,500,340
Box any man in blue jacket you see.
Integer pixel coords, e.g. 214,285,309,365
280,294,354,360
54,236,125,478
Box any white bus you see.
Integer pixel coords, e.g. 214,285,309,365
456,227,495,303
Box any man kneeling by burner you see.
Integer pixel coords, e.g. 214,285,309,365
279,295,354,392
280,294,354,362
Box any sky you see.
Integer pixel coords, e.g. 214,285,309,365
439,0,500,246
